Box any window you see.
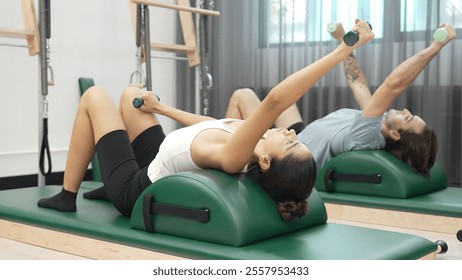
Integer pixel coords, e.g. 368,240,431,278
401,0,462,31
264,0,461,45
265,0,384,44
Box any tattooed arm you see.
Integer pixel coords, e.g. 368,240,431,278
342,52,372,110
329,22,372,110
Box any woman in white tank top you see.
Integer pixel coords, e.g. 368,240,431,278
37,20,375,221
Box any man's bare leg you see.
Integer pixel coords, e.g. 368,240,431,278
226,88,303,129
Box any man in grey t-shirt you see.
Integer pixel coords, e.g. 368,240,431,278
225,23,456,177
296,108,385,168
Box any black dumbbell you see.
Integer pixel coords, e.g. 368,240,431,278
132,95,161,108
435,239,448,254
132,97,144,108
343,22,372,46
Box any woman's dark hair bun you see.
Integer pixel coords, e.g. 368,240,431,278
277,200,308,221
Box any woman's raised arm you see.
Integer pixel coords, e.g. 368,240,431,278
216,19,375,170
139,92,215,126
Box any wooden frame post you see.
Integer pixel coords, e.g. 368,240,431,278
0,0,40,55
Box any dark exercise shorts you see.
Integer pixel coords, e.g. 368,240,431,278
270,122,305,134
288,122,306,135
95,125,165,217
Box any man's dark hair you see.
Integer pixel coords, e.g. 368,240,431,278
385,125,438,177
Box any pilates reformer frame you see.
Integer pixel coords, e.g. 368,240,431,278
0,0,53,186
128,0,219,115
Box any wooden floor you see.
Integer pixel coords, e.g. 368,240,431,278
0,219,460,260
0,236,88,260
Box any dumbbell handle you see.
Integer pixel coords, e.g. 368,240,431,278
133,97,144,108
343,22,372,46
132,95,161,108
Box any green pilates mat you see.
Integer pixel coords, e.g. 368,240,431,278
318,187,462,218
0,180,437,260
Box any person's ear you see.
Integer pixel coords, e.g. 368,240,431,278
258,154,271,171
389,129,401,141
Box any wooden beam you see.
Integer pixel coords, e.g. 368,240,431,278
0,27,34,39
0,0,39,55
128,0,138,43
129,0,210,67
176,0,200,67
131,0,220,16
151,42,195,52
21,0,40,55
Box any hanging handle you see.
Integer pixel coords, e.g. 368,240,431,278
39,117,52,176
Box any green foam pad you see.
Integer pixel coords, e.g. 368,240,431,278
315,150,447,198
78,77,95,95
0,182,436,259
130,170,328,246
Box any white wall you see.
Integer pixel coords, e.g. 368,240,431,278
0,0,179,178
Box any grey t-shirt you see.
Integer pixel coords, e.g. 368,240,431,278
297,108,386,168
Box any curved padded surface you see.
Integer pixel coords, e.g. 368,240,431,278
315,150,447,198
130,170,327,246
0,182,436,260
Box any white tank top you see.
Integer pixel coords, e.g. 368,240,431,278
147,118,243,183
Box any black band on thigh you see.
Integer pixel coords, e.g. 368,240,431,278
288,122,306,135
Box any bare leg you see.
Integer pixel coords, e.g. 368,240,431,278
274,103,303,129
64,86,126,192
83,87,161,201
38,86,126,211
225,88,303,129
118,87,161,141
225,88,262,120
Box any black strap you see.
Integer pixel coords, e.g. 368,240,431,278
142,194,210,233
324,168,381,193
39,118,52,176
151,203,210,222
143,195,154,232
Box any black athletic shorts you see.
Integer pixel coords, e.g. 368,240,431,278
288,122,306,135
95,125,165,217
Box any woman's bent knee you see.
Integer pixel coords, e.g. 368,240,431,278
80,86,113,108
